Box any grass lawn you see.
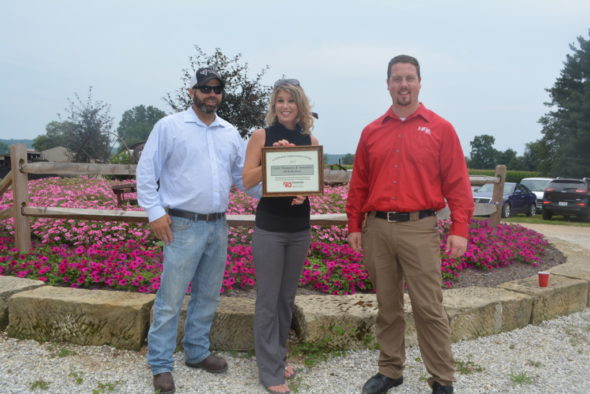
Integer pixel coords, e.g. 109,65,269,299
502,214,590,227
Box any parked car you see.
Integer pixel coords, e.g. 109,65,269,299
472,182,536,218
519,177,553,212
542,178,590,221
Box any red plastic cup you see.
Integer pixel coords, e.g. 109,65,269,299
538,271,550,287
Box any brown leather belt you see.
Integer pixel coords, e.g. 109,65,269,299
374,210,435,223
168,208,225,222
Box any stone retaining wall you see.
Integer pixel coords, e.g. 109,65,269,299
1,239,589,351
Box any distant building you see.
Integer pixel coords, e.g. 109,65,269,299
0,150,41,168
0,147,69,180
0,149,42,179
41,146,71,162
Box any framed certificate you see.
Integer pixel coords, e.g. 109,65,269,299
261,145,324,197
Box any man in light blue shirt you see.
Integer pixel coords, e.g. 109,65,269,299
137,68,259,394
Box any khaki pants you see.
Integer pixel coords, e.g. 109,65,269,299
363,213,454,386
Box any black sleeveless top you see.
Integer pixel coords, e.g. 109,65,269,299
255,123,312,232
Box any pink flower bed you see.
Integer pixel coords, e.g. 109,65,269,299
0,178,548,295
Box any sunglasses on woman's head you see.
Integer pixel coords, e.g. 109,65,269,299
274,79,300,88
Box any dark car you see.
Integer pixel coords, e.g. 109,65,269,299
473,182,536,218
519,177,553,212
542,178,590,221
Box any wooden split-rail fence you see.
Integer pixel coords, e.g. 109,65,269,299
0,144,505,252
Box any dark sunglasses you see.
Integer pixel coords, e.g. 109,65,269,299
274,78,300,88
196,85,224,94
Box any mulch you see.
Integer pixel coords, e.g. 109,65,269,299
225,243,567,297
450,243,566,288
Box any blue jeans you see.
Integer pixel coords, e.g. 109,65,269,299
147,216,228,375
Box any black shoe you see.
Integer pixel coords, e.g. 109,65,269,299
432,381,453,394
362,373,403,394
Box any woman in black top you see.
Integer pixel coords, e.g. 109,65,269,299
243,79,319,394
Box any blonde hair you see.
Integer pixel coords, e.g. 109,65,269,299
265,83,314,135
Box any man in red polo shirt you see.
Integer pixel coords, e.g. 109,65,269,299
346,55,474,394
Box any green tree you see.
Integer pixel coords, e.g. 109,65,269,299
341,153,355,165
32,121,72,152
468,134,499,169
116,105,166,151
496,148,527,170
520,141,547,172
34,87,113,163
164,46,271,138
538,30,590,177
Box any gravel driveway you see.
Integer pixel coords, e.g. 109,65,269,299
516,222,590,251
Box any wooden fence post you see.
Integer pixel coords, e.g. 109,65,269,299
11,144,32,251
489,164,506,227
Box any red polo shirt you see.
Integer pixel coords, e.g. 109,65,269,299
346,104,474,238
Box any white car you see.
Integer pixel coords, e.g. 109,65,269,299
519,177,553,212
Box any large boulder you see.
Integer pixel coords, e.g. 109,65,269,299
294,294,399,349
8,286,154,350
549,254,590,306
443,286,533,341
499,275,588,324
211,297,256,351
155,296,256,351
0,276,46,330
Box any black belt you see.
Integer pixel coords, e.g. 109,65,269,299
374,210,435,223
168,208,225,222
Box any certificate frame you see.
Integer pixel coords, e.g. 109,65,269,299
261,145,324,197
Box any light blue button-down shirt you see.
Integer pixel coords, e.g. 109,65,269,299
137,108,260,222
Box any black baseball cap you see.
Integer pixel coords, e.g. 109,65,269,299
191,68,225,88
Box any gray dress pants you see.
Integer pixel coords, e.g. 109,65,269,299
252,226,311,387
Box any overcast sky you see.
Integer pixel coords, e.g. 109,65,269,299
1,0,589,156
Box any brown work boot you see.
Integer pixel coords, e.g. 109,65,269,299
185,354,228,374
153,372,175,393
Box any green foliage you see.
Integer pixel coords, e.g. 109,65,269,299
116,105,166,151
564,324,590,347
537,30,590,177
33,121,73,152
454,358,485,374
290,336,346,368
520,141,548,172
30,380,50,390
503,215,590,226
507,171,545,183
164,45,271,138
110,150,136,164
468,134,550,172
107,150,138,180
34,87,113,163
341,153,355,165
290,322,377,367
496,148,525,171
509,371,536,385
469,134,498,169
92,381,121,393
69,372,84,384
49,347,77,358
468,169,542,183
